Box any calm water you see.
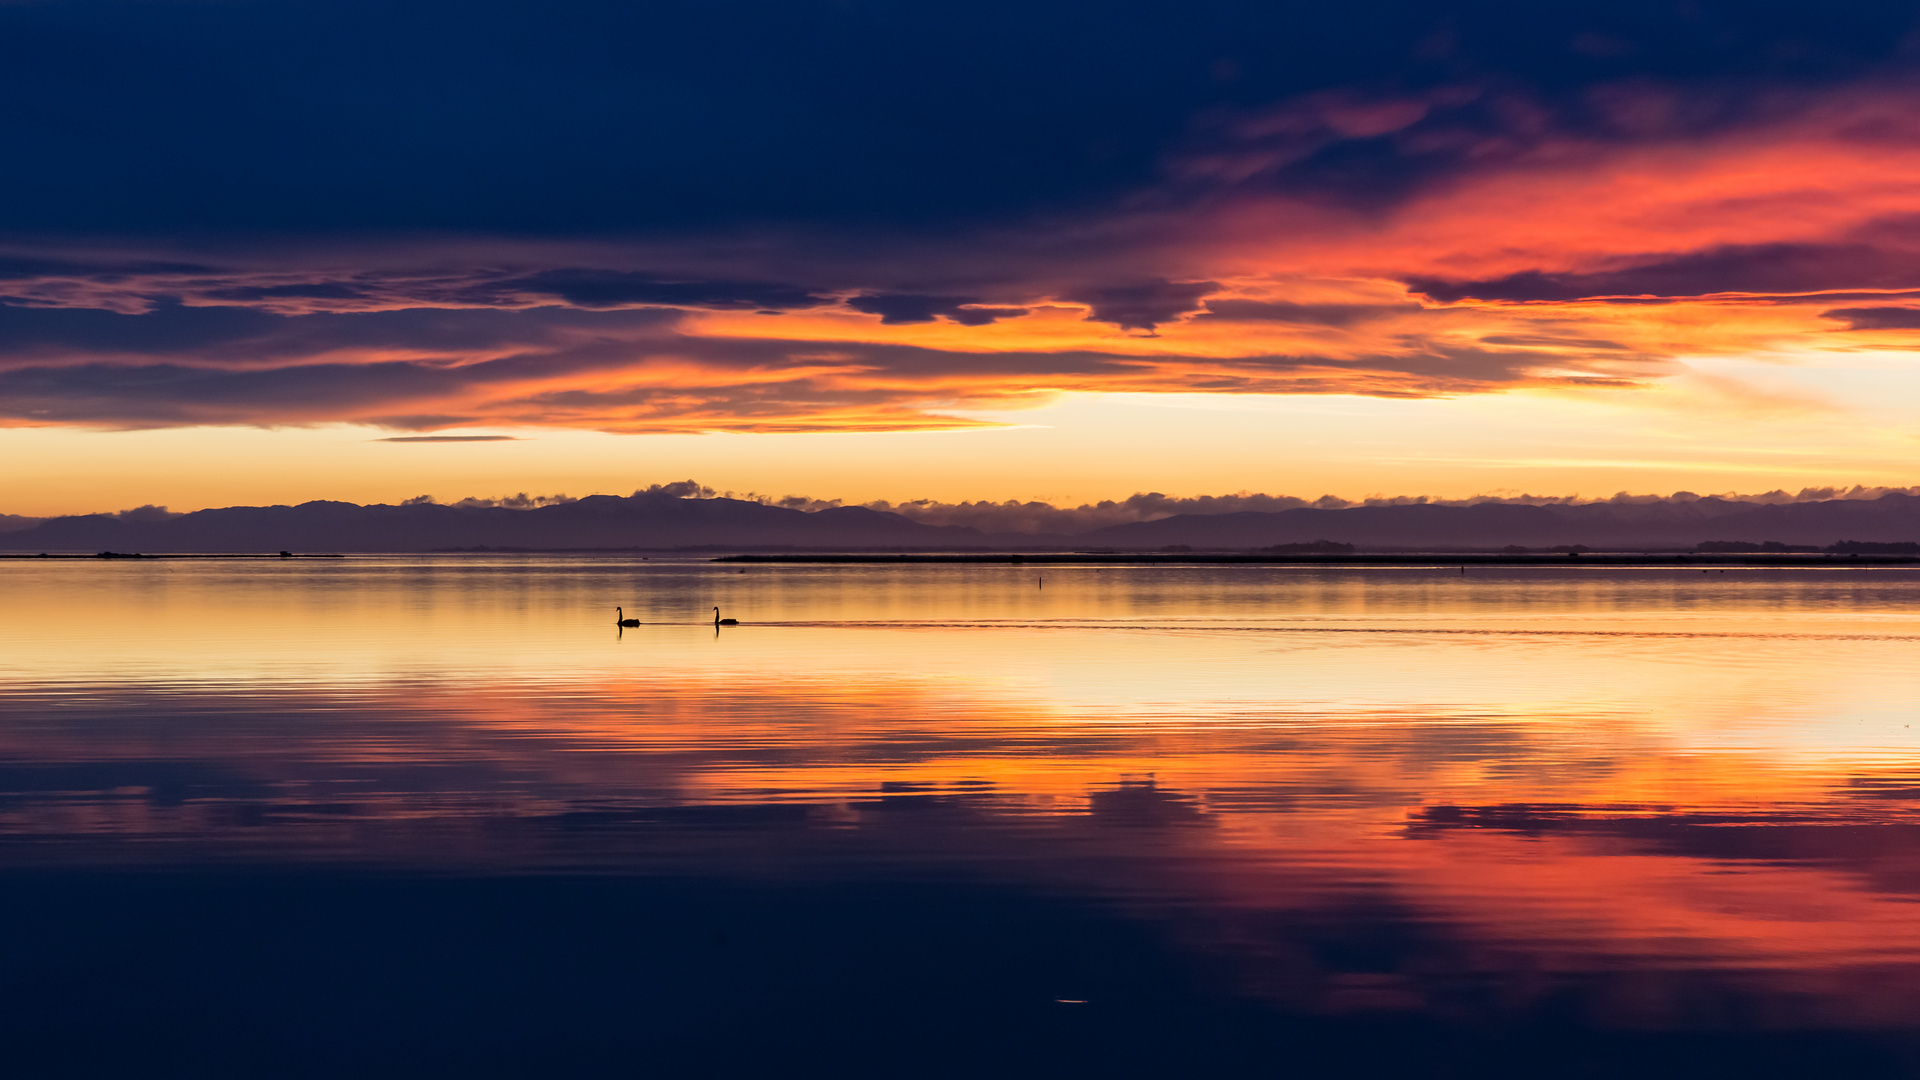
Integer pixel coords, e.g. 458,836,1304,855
6,557,1920,1077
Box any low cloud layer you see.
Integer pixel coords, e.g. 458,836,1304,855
0,276,1650,430
633,484,1920,536
864,486,1920,534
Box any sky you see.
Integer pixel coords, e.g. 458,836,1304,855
6,0,1920,515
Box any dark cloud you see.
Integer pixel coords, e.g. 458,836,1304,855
0,264,851,317
1072,280,1219,331
0,2,1912,433
846,294,977,324
478,271,831,311
1164,71,1861,209
834,485,1920,535
1407,244,1920,303
3,2,1903,237
0,301,1586,431
366,414,481,430
1477,333,1631,350
845,294,1029,325
377,436,523,442
1201,299,1415,326
0,255,214,280
1822,306,1920,330
0,261,1034,322
0,301,285,355
0,301,682,362
948,306,1029,326
199,282,379,302
0,360,463,425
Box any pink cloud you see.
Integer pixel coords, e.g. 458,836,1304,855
5,79,1920,432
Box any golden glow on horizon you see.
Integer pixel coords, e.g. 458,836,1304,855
3,373,1918,517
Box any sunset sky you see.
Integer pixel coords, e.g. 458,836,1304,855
7,1,1920,515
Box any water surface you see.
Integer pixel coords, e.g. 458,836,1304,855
5,558,1920,1077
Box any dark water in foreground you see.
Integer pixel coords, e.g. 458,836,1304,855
6,557,1920,1078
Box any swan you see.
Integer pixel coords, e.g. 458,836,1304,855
615,607,639,627
714,606,739,626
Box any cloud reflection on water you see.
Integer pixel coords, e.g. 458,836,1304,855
5,559,1920,1039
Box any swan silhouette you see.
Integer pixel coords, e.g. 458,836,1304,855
714,606,739,626
615,607,639,627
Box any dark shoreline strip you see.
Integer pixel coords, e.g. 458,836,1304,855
714,553,1920,567
0,553,345,560
4,552,1916,566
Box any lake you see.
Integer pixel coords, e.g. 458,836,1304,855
5,557,1920,1078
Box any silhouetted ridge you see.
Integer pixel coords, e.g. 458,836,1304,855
0,494,990,553
5,492,1920,553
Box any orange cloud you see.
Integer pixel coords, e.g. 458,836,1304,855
7,82,1920,432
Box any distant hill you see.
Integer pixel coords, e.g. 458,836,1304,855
0,493,991,553
1077,494,1920,550
6,491,1920,553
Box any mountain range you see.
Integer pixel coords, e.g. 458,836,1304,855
0,494,988,553
1078,494,1920,550
6,491,1920,553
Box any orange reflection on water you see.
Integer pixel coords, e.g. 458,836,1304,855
7,557,1920,1027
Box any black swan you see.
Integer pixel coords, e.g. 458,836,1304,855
615,607,640,627
714,606,739,626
